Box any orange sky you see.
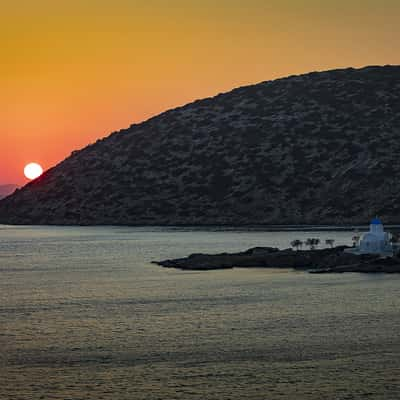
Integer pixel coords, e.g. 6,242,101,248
1,0,400,184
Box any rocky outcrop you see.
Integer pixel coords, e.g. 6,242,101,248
311,254,400,273
154,246,281,270
1,66,400,225
153,246,400,273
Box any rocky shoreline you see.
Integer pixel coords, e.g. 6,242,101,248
153,246,400,273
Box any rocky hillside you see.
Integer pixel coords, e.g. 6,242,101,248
1,66,400,225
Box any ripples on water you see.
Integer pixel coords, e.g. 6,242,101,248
1,226,399,399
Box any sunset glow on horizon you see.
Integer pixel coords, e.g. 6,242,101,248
2,0,400,184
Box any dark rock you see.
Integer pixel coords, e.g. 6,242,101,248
153,246,280,270
153,246,400,273
310,255,400,273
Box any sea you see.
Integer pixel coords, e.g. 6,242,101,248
0,225,399,400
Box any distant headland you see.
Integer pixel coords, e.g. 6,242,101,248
154,219,400,273
0,184,18,200
152,246,400,273
1,66,400,225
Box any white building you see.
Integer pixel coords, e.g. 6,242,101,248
346,218,393,256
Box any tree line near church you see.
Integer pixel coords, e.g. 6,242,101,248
291,231,400,251
290,238,334,250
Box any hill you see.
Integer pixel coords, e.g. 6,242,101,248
1,66,400,225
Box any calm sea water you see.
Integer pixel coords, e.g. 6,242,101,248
0,226,399,400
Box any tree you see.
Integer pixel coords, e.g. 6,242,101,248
305,238,320,250
352,235,360,247
390,232,400,256
291,239,303,251
325,239,335,248
389,231,400,244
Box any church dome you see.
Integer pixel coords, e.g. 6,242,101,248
371,217,382,225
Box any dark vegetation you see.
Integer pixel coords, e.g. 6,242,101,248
0,66,400,225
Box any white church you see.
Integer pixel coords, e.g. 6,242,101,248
346,218,394,256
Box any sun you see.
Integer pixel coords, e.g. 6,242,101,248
24,163,43,180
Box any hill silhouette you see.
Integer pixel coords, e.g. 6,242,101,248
1,66,399,225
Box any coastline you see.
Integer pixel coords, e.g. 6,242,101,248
1,223,400,231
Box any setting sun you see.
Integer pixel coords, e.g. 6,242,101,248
24,163,43,180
